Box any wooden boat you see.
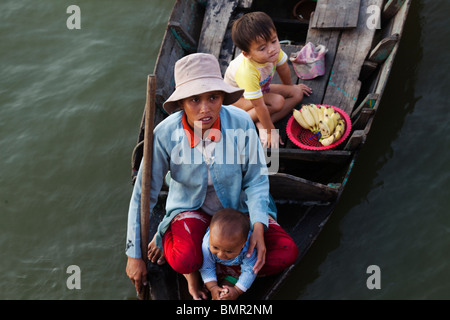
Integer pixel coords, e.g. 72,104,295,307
130,0,412,300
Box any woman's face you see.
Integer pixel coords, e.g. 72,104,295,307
179,91,224,135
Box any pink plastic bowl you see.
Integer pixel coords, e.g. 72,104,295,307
286,105,352,150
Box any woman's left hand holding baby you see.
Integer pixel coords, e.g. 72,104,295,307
246,222,266,274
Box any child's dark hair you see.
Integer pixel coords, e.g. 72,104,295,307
231,11,276,53
210,208,250,241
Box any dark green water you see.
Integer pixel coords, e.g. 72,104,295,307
0,0,448,300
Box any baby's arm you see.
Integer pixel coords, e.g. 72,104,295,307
276,62,313,97
250,98,280,149
276,61,312,97
276,62,293,85
199,233,222,299
250,97,275,131
220,250,258,300
205,281,225,300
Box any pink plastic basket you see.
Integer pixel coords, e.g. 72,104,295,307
286,105,352,150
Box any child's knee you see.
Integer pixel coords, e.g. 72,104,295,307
270,94,285,112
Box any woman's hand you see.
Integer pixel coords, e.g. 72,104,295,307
126,256,147,294
147,234,166,265
246,222,266,274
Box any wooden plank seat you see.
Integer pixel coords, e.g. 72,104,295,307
296,27,340,106
310,0,361,29
321,0,384,115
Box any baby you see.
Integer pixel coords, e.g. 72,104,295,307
199,208,257,300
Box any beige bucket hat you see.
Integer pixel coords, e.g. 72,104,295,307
163,53,244,114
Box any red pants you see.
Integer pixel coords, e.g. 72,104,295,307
162,210,298,276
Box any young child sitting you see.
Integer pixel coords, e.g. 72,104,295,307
199,208,257,300
224,11,312,149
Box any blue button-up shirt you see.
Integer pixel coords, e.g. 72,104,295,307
126,105,276,258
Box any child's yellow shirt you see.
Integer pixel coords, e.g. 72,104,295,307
224,50,288,100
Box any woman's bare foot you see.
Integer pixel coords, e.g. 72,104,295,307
184,271,208,300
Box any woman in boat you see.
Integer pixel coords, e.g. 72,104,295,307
125,53,298,299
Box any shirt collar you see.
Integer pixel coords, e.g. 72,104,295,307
182,112,221,148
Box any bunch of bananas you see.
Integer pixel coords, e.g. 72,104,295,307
293,104,346,146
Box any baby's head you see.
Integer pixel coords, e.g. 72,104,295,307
209,208,250,261
231,11,278,60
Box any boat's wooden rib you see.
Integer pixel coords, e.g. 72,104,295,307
383,0,407,20
269,173,339,202
130,0,412,300
198,0,239,59
351,93,379,119
277,148,351,164
153,0,205,121
168,21,198,53
368,33,400,64
355,0,412,144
